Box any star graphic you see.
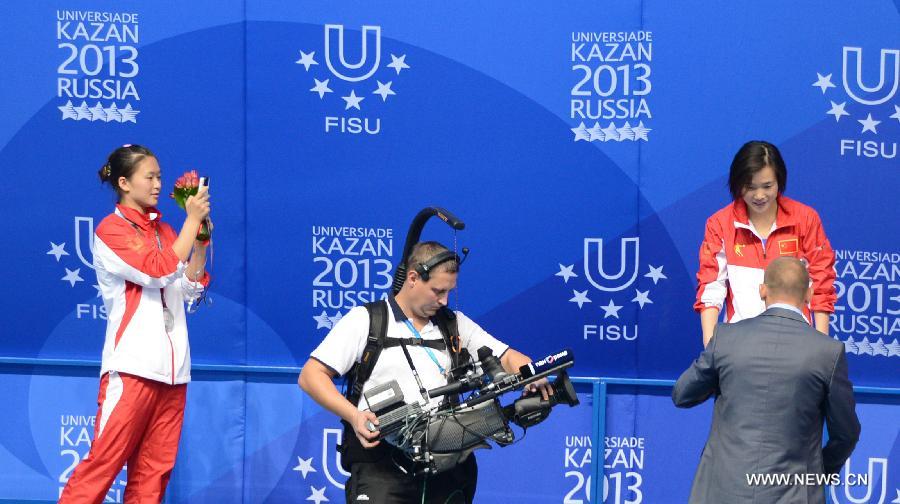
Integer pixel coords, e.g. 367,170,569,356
632,289,652,309
58,100,78,120
825,101,850,122
600,299,622,319
307,486,328,504
631,121,652,141
310,78,332,99
295,50,318,71
292,456,317,479
93,284,103,298
328,311,343,327
89,102,108,122
890,488,900,503
119,104,139,123
617,121,635,141
387,54,410,74
569,290,591,309
373,80,396,101
812,72,835,94
890,105,900,124
74,101,92,120
644,265,667,284
871,338,889,357
571,122,591,142
856,337,874,356
62,268,84,287
555,264,578,283
47,242,69,262
342,90,364,110
843,336,859,355
601,123,620,141
858,113,880,134
886,339,900,357
313,310,331,330
587,122,604,141
105,104,123,122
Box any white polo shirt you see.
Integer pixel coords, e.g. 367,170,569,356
311,297,509,410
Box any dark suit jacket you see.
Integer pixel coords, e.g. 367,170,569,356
672,307,861,504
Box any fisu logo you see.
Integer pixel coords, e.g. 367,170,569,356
813,46,899,160
289,428,349,503
46,216,96,282
46,216,105,320
295,24,410,135
556,237,667,342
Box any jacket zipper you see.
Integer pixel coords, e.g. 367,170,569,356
162,288,176,385
119,211,178,385
166,331,175,385
747,223,782,260
153,224,176,385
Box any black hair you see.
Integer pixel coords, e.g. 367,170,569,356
98,144,156,198
728,140,787,200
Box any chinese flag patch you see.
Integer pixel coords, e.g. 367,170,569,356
778,238,799,255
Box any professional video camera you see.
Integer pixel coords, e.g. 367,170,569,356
362,346,579,475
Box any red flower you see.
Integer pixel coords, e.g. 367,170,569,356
170,170,201,209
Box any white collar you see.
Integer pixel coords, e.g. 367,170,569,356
768,302,809,323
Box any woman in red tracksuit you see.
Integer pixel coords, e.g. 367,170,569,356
60,144,211,503
695,140,836,346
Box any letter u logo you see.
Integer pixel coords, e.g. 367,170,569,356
324,24,381,82
830,457,887,504
322,428,350,489
75,216,95,270
842,47,900,105
583,238,639,292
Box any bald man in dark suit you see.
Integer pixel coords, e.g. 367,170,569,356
673,257,860,504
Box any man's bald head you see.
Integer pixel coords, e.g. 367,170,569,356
762,257,811,307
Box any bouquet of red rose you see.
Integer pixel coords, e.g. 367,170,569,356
171,170,211,241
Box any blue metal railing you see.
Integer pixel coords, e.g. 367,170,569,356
572,376,900,504
2,358,898,503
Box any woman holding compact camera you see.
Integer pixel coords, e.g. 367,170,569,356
60,144,211,503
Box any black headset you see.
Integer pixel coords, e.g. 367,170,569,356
414,249,468,281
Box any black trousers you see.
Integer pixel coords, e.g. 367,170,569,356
344,453,477,504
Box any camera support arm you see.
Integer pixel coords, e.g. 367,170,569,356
391,207,466,295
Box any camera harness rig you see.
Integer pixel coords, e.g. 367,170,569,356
338,207,578,476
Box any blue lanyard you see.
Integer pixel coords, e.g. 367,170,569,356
402,320,446,374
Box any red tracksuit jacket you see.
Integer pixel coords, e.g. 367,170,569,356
695,196,836,323
93,205,209,384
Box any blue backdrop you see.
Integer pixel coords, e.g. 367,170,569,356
0,1,897,502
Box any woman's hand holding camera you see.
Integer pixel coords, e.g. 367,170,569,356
185,186,211,222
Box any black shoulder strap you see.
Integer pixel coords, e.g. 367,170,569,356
432,306,464,406
382,338,447,350
432,306,462,369
346,301,388,406
346,302,462,406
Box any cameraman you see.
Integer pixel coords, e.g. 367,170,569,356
299,241,550,503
